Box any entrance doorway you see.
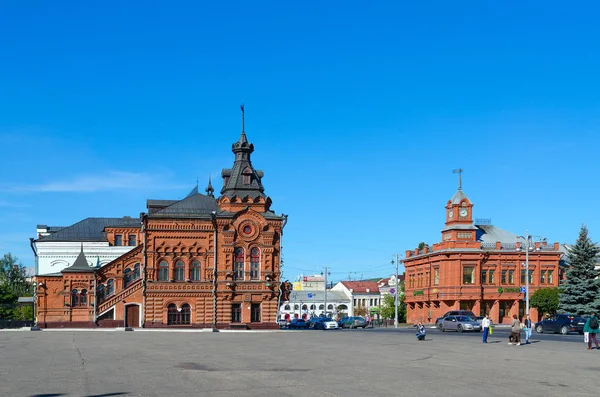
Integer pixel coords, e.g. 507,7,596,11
125,305,139,327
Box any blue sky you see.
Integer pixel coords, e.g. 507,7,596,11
1,1,599,282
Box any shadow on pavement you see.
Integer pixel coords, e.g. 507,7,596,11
30,393,128,397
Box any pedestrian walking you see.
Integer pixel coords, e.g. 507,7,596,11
523,314,532,344
584,312,600,350
481,314,491,343
509,314,521,345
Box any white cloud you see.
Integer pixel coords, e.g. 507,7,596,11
1,171,187,193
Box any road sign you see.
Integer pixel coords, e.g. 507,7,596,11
389,288,395,295
520,286,526,293
307,293,313,298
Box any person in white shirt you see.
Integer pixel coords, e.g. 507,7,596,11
481,314,492,343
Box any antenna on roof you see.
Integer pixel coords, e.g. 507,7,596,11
452,168,463,190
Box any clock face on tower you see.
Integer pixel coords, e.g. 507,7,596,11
448,210,454,218
459,208,468,218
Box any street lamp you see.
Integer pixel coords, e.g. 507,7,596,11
517,230,544,316
391,255,400,328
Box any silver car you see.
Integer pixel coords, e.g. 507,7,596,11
441,315,482,332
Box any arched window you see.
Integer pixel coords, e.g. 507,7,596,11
250,247,260,280
133,263,140,280
310,304,316,310
167,304,177,325
175,261,185,282
284,304,290,310
123,268,132,288
319,304,324,310
328,304,333,310
294,304,299,310
191,261,201,281
80,289,87,306
106,279,114,296
97,284,105,302
71,289,79,307
167,303,191,325
233,248,244,281
158,261,169,281
181,303,191,324
302,304,308,310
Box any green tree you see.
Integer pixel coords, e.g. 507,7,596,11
0,253,33,320
380,293,406,322
559,225,600,315
0,253,32,297
530,287,560,316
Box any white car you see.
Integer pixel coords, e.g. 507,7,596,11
320,319,339,330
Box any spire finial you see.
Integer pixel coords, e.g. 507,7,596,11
205,175,214,196
240,103,245,133
452,168,463,190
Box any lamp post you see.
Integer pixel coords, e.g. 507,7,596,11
391,255,399,328
321,267,330,317
518,230,544,316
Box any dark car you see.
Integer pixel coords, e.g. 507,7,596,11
435,310,477,329
337,316,350,328
289,318,308,329
306,317,321,329
341,316,368,329
535,314,586,335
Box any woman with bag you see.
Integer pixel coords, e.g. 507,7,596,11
509,314,521,345
583,312,600,350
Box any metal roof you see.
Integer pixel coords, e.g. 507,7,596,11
35,217,140,242
149,193,219,218
220,131,268,200
450,189,469,204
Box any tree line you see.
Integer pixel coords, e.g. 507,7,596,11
0,253,34,321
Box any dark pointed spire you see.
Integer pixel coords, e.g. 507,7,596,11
241,103,245,133
205,175,214,196
62,243,94,273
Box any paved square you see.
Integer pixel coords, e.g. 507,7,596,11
0,329,595,397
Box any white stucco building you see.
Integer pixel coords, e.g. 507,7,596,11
279,290,351,320
331,281,382,318
32,218,140,275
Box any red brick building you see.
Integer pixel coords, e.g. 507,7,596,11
404,183,563,324
36,120,287,329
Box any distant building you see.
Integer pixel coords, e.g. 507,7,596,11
279,290,350,320
331,281,381,318
292,275,325,291
403,182,564,324
377,275,404,297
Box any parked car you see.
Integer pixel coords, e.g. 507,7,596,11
440,315,482,332
337,316,350,328
315,318,339,330
341,316,368,329
277,319,289,329
435,310,477,329
535,314,586,335
306,317,321,329
289,318,308,329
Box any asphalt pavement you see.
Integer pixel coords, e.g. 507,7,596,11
0,327,595,397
